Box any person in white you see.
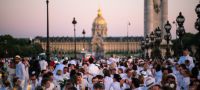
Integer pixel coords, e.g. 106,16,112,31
110,74,122,90
29,73,39,90
22,57,30,90
53,60,67,75
75,73,90,90
103,69,113,90
39,57,48,71
88,57,99,76
178,49,194,67
179,66,190,90
15,55,27,90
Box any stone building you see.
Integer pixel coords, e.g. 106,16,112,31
144,0,168,38
33,9,143,57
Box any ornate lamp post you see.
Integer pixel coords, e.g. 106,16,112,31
150,32,155,48
173,21,178,39
72,17,77,58
154,27,162,59
141,40,145,59
150,32,155,59
176,12,185,53
145,35,150,59
195,2,200,61
127,22,131,55
164,21,172,58
82,29,86,50
46,0,50,62
195,2,200,32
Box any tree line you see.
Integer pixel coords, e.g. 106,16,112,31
0,35,43,58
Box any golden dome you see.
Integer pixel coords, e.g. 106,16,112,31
93,8,107,25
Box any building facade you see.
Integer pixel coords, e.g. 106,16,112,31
33,9,143,56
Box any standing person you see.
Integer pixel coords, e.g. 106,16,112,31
178,48,194,66
88,57,99,76
12,77,22,90
103,69,113,90
29,73,39,90
39,57,48,71
29,57,41,78
15,55,27,90
75,73,89,90
38,78,51,90
110,74,122,90
53,60,67,75
179,66,190,90
22,57,30,90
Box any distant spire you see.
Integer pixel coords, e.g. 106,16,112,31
98,8,102,16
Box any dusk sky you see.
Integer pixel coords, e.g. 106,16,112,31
0,0,198,39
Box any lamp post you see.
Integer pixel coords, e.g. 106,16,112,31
150,32,155,59
154,27,162,59
195,2,200,62
82,29,86,51
195,2,200,32
164,21,172,59
176,12,185,54
127,22,131,55
141,40,145,59
46,0,50,62
72,17,77,58
172,21,178,39
145,35,150,59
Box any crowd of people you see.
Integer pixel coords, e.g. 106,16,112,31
0,49,200,90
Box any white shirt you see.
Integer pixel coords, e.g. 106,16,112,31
54,75,64,82
16,62,26,80
75,79,89,90
30,80,39,90
39,60,48,70
110,82,121,90
178,55,194,66
104,76,113,90
155,70,162,83
88,64,99,76
180,76,190,90
53,64,65,75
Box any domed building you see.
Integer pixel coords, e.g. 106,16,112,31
33,9,143,58
92,9,107,37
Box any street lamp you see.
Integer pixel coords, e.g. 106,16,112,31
141,40,145,59
127,22,131,55
46,0,50,62
195,2,200,62
149,32,155,59
82,29,86,50
176,12,185,27
164,21,172,58
176,12,185,53
150,32,155,48
145,35,150,59
154,27,162,59
72,17,77,58
195,2,200,32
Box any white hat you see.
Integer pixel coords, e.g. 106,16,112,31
140,70,148,78
15,55,21,59
69,60,76,65
145,77,155,88
65,57,68,60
